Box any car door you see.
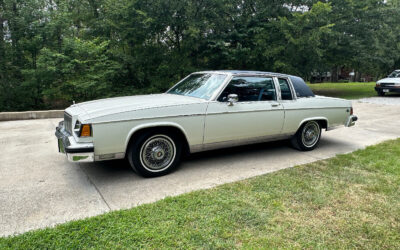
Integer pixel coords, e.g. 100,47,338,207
203,75,285,145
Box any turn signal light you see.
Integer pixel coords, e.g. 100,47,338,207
80,124,92,137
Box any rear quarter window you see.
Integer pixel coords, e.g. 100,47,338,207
289,76,315,98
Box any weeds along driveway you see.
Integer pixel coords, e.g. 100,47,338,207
1,100,400,237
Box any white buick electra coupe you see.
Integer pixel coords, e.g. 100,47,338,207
56,71,358,177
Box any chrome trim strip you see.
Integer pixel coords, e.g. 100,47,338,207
206,107,282,116
92,113,205,125
210,74,234,101
92,106,344,125
273,77,282,101
189,144,204,153
64,112,72,134
286,77,298,100
67,153,94,163
189,133,294,153
284,107,346,111
94,152,125,161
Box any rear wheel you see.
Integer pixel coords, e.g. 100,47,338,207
127,130,182,177
291,121,321,151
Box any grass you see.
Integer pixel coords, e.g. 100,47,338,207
308,82,377,99
1,139,400,249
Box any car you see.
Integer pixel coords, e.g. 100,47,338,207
55,70,358,177
375,70,400,96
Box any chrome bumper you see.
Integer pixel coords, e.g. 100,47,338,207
345,115,358,127
55,121,94,163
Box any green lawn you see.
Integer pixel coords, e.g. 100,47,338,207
1,139,400,249
308,82,377,99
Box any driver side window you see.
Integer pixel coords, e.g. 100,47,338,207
217,76,276,102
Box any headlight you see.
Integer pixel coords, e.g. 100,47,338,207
74,120,92,137
74,120,81,136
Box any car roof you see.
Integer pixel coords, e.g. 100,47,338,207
197,70,316,97
196,70,292,78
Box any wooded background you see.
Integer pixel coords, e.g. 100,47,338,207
1,0,399,111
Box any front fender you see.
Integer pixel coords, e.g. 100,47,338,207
124,122,190,151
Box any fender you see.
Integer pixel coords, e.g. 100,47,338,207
298,117,329,131
124,121,190,152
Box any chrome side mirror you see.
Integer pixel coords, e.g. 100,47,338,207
227,94,238,106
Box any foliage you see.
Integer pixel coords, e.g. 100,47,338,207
1,0,400,111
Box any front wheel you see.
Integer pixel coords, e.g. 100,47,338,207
291,121,321,151
127,130,182,177
377,91,385,96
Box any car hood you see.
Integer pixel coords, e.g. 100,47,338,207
65,94,206,121
377,78,400,84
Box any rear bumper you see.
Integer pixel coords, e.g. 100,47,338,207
345,115,358,127
375,86,400,93
55,121,94,162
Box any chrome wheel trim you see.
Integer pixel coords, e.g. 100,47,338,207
301,121,320,148
139,134,176,173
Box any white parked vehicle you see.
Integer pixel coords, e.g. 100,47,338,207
56,71,358,177
375,70,400,96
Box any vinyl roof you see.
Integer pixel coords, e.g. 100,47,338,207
199,70,292,77
195,70,315,98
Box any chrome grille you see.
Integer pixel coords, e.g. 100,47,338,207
64,112,72,134
381,83,394,87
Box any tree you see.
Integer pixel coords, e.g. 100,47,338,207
1,0,400,111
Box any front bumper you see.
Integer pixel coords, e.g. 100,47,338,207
55,121,94,162
375,86,400,93
345,115,358,127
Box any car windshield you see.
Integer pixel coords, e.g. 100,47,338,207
167,73,227,100
388,71,400,78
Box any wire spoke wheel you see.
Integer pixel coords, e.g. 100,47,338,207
301,121,320,148
139,135,176,172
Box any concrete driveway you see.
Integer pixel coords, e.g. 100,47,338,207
1,100,400,237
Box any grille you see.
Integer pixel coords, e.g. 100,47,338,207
64,112,72,134
380,83,394,87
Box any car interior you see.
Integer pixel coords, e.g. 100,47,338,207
218,76,284,102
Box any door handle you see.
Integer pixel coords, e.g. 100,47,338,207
272,103,281,107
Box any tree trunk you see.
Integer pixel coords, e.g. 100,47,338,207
331,66,338,82
0,10,4,79
11,2,21,65
88,0,99,18
355,71,362,82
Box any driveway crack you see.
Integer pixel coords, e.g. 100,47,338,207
79,164,111,211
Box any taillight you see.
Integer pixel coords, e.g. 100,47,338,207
350,107,353,115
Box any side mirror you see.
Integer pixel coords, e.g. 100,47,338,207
227,94,238,106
